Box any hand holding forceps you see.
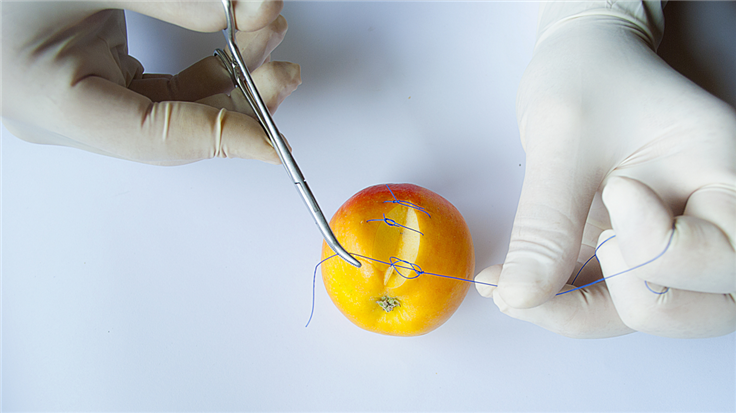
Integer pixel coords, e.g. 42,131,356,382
214,0,361,268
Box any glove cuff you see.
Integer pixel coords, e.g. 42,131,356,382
536,0,666,51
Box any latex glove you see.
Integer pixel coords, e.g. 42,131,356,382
1,0,301,166
475,1,736,338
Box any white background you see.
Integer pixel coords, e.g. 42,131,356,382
2,1,735,412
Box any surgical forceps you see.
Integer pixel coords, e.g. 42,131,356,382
215,0,361,267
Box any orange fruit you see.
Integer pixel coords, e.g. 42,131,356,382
321,183,475,336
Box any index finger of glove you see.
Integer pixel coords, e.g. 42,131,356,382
122,0,283,33
129,16,289,103
62,76,279,165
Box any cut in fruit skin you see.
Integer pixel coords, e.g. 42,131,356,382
321,183,475,336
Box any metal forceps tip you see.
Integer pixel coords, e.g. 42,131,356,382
216,0,361,268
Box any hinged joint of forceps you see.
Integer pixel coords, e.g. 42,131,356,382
215,0,361,268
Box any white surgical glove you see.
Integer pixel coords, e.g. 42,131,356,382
476,0,736,338
2,0,301,166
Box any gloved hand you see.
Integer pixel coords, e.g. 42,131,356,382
2,0,301,166
475,1,736,338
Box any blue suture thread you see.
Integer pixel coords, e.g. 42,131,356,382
305,252,496,327
307,254,337,328
389,257,423,279
306,225,676,327
557,228,675,296
570,254,599,286
366,214,424,236
383,184,431,217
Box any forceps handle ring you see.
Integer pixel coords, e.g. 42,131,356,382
218,0,361,268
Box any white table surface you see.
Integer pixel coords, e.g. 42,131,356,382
2,2,734,411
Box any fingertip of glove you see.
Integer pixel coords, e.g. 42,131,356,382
259,142,283,165
597,229,617,247
474,266,500,298
601,176,636,210
263,156,282,165
236,0,284,32
280,61,302,86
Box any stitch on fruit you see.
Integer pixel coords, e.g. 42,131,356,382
383,184,431,217
366,214,424,236
389,257,423,279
